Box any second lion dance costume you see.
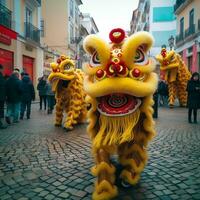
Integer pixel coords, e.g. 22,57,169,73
48,55,87,130
83,28,158,200
156,48,191,107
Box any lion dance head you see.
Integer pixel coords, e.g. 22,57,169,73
83,28,158,200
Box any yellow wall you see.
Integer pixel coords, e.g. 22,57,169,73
41,0,69,55
177,0,200,33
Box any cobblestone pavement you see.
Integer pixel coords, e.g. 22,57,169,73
0,104,200,200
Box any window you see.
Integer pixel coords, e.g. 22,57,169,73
40,19,44,37
153,7,175,22
70,0,74,18
70,23,74,43
189,9,194,27
75,6,78,24
26,7,32,23
180,17,184,36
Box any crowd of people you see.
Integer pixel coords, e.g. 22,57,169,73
1,63,200,129
0,64,55,129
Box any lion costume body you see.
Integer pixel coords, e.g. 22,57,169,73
83,29,158,200
48,55,87,130
156,48,191,107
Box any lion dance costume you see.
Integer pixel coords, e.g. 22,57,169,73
83,28,158,200
48,55,87,130
156,48,191,107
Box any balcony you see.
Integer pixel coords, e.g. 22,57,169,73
185,24,195,39
174,0,191,15
0,3,12,29
24,22,40,44
176,33,184,44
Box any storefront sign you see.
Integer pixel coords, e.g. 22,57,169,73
0,25,17,45
0,32,11,45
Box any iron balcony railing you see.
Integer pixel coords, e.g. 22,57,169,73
174,0,186,13
24,22,40,44
185,24,195,38
176,32,184,44
0,3,12,29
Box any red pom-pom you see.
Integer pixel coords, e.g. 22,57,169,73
57,58,61,64
96,69,105,79
109,28,125,44
132,68,141,77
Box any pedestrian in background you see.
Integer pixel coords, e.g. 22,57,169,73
187,72,200,124
46,81,55,114
0,64,7,129
37,76,48,110
158,79,168,106
5,71,22,124
20,74,35,120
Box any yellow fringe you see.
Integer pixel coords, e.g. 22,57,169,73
93,110,140,148
91,162,115,176
93,180,118,200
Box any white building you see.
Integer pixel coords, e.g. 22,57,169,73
130,0,176,56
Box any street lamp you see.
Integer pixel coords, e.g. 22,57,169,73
168,35,175,50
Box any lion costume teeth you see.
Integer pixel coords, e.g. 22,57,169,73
156,48,191,107
48,55,87,130
83,28,158,200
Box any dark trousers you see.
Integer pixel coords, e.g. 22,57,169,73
20,101,31,118
39,95,47,110
0,100,4,118
188,108,197,122
47,95,55,111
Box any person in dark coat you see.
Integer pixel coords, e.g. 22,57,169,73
0,64,7,129
37,76,48,110
187,72,200,123
5,71,22,123
158,79,168,106
20,75,35,119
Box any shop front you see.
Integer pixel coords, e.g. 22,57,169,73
0,24,17,75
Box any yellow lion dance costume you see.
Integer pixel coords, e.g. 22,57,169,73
83,28,158,200
48,55,87,130
156,48,191,107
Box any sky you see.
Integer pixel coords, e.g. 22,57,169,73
79,0,139,41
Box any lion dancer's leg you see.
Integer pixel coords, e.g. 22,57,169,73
168,82,176,107
177,81,187,107
92,147,118,200
55,99,64,126
118,141,147,187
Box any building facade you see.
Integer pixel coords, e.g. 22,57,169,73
0,0,43,84
174,0,200,73
130,0,176,57
41,0,84,71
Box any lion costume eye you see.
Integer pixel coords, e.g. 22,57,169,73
90,51,101,67
64,63,72,70
134,47,148,65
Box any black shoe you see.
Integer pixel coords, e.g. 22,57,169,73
20,116,23,120
5,117,11,124
27,116,30,119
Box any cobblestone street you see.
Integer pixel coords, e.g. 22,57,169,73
0,104,200,200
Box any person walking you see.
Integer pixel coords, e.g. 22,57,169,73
20,75,35,119
46,81,55,114
0,64,7,129
5,71,22,123
187,72,200,124
37,76,48,110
